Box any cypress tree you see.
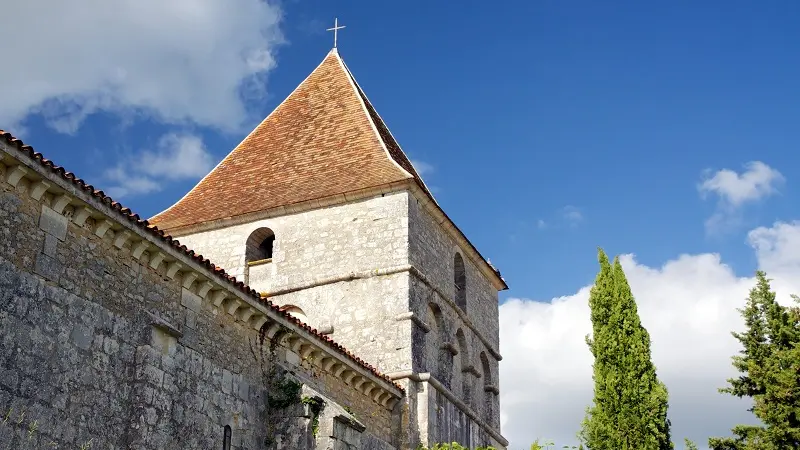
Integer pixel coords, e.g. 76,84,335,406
581,249,673,450
709,271,800,450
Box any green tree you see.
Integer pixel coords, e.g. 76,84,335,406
709,271,800,450
580,249,673,450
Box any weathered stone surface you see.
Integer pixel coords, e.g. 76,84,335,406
33,252,60,282
175,187,507,448
38,205,68,240
0,163,401,450
42,232,58,257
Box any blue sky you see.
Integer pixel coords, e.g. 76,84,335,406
6,1,800,448
13,1,800,301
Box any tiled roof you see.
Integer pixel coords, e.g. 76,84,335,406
149,48,507,289
149,48,429,232
0,130,404,392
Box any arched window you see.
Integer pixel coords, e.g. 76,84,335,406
222,425,232,450
428,302,452,386
246,227,275,263
480,351,493,421
280,305,308,324
454,253,466,311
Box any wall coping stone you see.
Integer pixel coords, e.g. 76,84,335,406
148,312,183,338
161,179,508,292
334,413,367,433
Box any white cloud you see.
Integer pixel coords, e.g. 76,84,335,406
411,159,435,177
699,162,784,233
1,0,283,134
499,221,800,450
699,162,784,206
748,221,800,276
105,133,214,198
535,207,583,231
562,205,583,227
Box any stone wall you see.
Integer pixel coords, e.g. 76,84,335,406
175,192,414,376
175,192,409,294
1,184,271,449
0,145,403,449
425,383,504,449
408,196,502,432
168,185,507,447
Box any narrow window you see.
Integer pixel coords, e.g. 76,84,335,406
428,302,446,375
246,227,275,263
222,425,232,450
456,329,470,403
481,351,493,423
453,253,467,311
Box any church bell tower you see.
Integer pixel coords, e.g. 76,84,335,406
148,46,509,449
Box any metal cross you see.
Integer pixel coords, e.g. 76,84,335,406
326,18,346,48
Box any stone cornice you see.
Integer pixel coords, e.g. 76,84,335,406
405,182,507,291
394,311,430,333
0,137,404,408
162,179,507,292
162,180,409,237
260,317,402,409
385,370,508,447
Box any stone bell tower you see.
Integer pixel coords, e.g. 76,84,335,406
149,48,509,449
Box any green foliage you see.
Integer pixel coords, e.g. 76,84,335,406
416,443,496,450
709,271,800,449
267,375,302,409
419,441,585,450
529,438,583,449
301,396,326,437
418,440,584,450
684,439,698,450
580,249,673,450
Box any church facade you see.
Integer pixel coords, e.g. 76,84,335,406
0,49,507,449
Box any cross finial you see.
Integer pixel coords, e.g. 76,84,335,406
326,17,346,49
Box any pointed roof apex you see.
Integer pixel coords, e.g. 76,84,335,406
150,49,433,232
149,50,506,290
326,17,346,50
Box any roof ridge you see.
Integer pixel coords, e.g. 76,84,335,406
335,52,438,204
148,50,412,231
149,52,338,225
0,129,404,391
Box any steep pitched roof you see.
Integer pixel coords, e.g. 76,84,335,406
149,48,432,231
150,49,507,290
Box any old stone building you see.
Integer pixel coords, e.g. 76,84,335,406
0,48,507,449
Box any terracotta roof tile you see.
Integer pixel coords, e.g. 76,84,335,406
149,49,420,231
147,49,507,289
0,130,404,392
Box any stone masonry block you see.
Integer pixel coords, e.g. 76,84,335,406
180,288,202,313
43,233,58,257
38,205,68,240
2,165,430,448
34,252,61,283
70,324,93,350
